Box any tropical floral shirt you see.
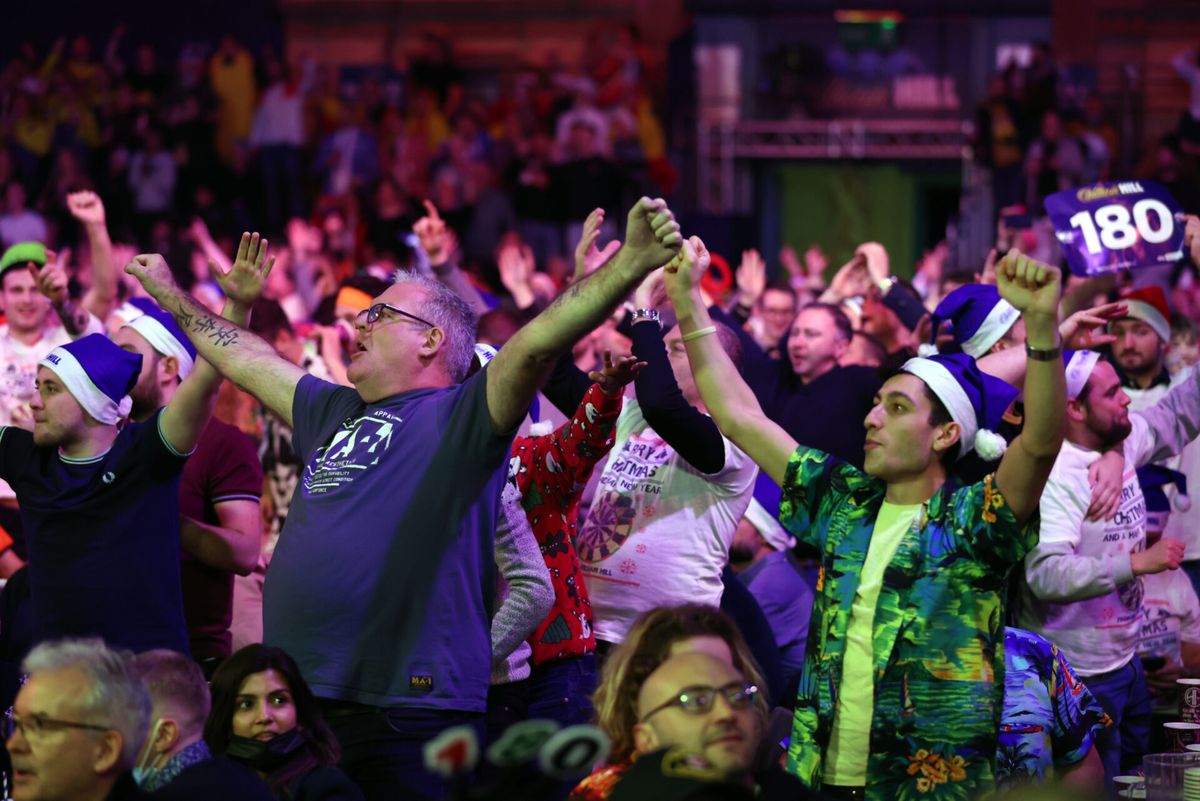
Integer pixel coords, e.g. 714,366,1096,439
995,627,1109,789
780,446,1039,801
510,384,621,665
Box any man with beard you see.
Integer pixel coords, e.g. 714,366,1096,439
1018,349,1200,782
112,236,265,671
1106,287,1200,598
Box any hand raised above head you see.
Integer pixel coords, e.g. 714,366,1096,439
622,197,682,275
210,232,275,307
124,253,178,299
995,250,1061,318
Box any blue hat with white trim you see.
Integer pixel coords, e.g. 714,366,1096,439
900,352,1019,460
1137,464,1189,532
927,284,1020,358
122,299,197,380
39,334,142,425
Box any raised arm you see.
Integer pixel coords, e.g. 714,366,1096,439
65,191,119,320
665,236,798,485
124,234,306,429
414,200,489,315
33,251,103,339
157,233,276,454
485,197,681,433
992,252,1066,524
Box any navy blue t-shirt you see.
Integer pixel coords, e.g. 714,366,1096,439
263,369,513,710
0,411,190,653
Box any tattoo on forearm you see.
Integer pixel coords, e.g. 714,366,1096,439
171,299,240,348
57,299,89,335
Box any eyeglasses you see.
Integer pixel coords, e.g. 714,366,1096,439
639,681,758,723
2,710,112,741
355,302,436,331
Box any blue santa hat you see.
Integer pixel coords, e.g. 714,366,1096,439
1137,464,1190,533
121,298,197,380
1062,349,1101,400
900,352,1019,461
923,284,1020,358
39,334,143,425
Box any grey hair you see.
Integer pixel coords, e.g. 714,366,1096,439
392,269,479,381
23,638,152,770
132,650,211,737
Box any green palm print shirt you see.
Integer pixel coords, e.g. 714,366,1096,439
780,446,1039,801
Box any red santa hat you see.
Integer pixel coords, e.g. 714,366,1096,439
1116,286,1171,343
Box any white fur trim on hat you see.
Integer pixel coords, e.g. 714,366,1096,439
962,299,1020,359
1065,350,1101,400
1121,299,1170,343
39,347,132,426
126,315,195,380
743,498,795,551
901,357,978,460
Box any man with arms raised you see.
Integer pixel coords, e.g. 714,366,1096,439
665,239,1065,800
0,236,267,653
122,197,683,801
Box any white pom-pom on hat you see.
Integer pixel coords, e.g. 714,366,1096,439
973,429,1008,461
917,342,939,357
1175,492,1193,513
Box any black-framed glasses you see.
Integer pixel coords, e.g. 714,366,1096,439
2,710,112,741
355,302,436,331
639,682,758,723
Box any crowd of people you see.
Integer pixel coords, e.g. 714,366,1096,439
3,22,1200,801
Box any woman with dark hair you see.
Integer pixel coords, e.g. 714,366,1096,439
205,644,362,800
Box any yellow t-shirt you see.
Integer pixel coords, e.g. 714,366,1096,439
824,501,922,785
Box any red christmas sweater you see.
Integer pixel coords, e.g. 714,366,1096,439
511,383,621,665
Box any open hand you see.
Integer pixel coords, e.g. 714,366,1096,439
573,208,621,281
1060,301,1127,351
212,232,275,307
587,350,646,397
736,249,766,307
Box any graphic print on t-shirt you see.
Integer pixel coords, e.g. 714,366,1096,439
575,431,670,571
1110,478,1148,613
302,410,400,495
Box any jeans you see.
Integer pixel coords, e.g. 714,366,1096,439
527,655,599,727
1084,656,1152,784
320,701,484,801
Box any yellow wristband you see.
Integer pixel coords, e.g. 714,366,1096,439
681,326,717,343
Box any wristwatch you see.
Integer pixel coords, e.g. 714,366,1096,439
1025,341,1063,361
631,308,662,330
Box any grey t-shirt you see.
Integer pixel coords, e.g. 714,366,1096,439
264,369,512,710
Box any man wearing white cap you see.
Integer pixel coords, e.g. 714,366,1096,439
1106,286,1200,600
730,498,812,691
1017,345,1200,783
114,272,263,674
666,241,1065,800
0,236,269,654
